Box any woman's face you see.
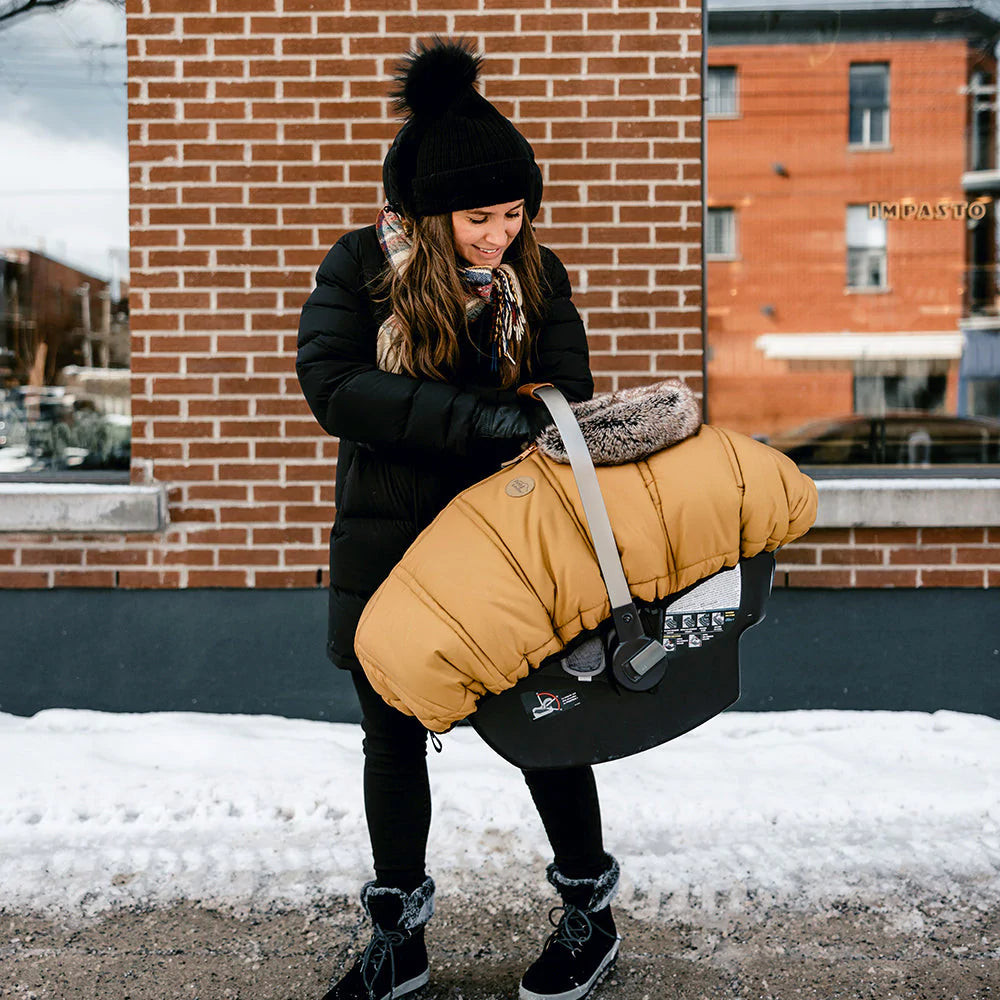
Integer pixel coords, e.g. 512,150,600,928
451,200,525,268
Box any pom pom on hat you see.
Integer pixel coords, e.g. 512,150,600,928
392,37,482,119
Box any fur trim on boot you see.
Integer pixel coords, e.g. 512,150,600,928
546,855,620,913
361,876,435,933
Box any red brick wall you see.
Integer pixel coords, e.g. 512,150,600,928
0,0,704,589
775,527,1000,589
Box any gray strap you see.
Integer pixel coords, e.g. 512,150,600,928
534,386,632,609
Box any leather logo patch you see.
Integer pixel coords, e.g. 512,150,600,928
505,476,535,498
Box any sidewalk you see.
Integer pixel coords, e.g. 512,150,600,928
2,708,998,997
3,891,997,999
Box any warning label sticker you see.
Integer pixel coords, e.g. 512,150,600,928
522,690,582,722
662,608,738,650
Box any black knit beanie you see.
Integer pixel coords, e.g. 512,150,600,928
382,38,543,220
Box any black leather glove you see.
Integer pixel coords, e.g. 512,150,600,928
470,401,552,443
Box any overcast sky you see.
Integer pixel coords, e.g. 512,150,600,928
0,0,127,280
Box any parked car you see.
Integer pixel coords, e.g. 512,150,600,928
764,413,1000,465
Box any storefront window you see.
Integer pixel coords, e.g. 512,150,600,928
0,0,128,481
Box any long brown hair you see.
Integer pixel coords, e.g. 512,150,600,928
377,212,546,388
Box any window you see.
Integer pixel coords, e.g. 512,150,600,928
880,414,999,465
968,70,994,171
959,331,1000,419
854,374,947,415
706,208,736,257
846,205,886,289
0,8,129,483
699,15,999,470
849,63,889,145
707,66,738,116
766,409,1000,466
968,378,1000,417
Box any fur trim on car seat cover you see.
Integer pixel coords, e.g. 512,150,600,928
535,378,702,466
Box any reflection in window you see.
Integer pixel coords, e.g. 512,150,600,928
707,66,738,116
968,70,995,172
881,415,999,465
767,412,1000,466
849,63,889,145
703,5,998,465
706,207,736,256
854,374,947,414
968,378,1000,417
1,252,129,478
0,2,128,482
846,205,886,289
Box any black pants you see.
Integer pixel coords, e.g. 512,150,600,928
351,671,607,891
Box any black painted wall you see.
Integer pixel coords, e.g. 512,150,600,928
2,588,998,721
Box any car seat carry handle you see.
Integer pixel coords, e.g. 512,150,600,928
532,385,669,691
530,386,631,607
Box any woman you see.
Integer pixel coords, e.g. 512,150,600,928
297,39,621,1000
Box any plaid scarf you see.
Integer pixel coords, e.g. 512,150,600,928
375,205,526,377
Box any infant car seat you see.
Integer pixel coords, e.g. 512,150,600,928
468,385,775,770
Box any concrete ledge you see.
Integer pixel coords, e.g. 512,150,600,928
0,484,169,533
815,478,1000,528
0,479,996,533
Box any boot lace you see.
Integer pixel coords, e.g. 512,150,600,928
544,904,613,958
359,924,406,1000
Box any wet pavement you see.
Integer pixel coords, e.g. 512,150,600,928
3,886,997,999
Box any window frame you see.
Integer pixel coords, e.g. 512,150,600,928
845,204,887,290
707,65,739,117
965,376,1000,417
706,206,738,259
848,62,891,148
852,373,949,416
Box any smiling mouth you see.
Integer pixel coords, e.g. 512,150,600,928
474,247,502,255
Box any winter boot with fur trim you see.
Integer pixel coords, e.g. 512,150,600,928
320,877,434,1000
519,855,621,1000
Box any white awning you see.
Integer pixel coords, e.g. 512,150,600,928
754,333,964,361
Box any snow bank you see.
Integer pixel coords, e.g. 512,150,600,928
2,709,997,920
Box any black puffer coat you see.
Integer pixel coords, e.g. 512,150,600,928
296,225,593,670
